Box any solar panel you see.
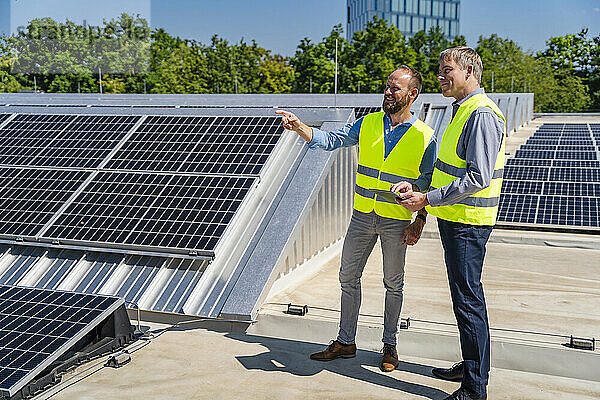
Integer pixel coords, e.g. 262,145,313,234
30,115,140,168
536,196,599,227
0,285,123,398
497,193,538,224
501,180,543,194
105,116,213,172
521,144,593,152
0,114,10,125
525,138,560,145
0,114,76,166
354,107,381,119
0,168,90,236
555,151,597,160
106,116,283,175
505,159,552,167
499,123,600,230
552,160,600,168
559,139,595,146
44,172,257,253
504,165,549,181
519,144,557,151
543,182,600,197
179,116,283,175
514,149,555,159
549,168,600,182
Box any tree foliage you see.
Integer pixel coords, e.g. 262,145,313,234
476,33,592,112
0,14,598,112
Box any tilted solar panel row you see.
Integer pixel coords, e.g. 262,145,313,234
498,194,599,227
0,285,125,397
498,123,600,230
519,144,596,151
502,180,600,197
504,165,600,182
505,159,600,168
514,149,597,160
0,113,285,255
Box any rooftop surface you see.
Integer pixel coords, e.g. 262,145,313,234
33,115,600,400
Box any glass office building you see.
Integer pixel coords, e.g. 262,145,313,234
347,0,460,40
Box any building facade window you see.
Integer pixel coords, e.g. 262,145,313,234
347,0,460,40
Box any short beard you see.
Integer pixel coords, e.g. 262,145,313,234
382,93,409,115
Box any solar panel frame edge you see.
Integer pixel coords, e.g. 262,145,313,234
0,285,125,397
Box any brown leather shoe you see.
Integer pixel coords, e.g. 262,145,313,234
310,340,356,361
381,343,399,372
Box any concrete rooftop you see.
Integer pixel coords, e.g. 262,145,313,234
31,115,600,400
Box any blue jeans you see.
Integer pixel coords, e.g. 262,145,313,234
437,218,493,398
337,210,410,346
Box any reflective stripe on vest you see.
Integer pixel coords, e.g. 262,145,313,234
427,93,506,226
354,112,434,220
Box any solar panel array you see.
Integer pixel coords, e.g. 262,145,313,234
498,123,600,229
0,112,285,254
0,285,122,397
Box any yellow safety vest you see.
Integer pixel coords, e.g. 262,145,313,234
354,112,434,221
427,93,505,226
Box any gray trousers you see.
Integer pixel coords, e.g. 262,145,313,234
337,210,410,346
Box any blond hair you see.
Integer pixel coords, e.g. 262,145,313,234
439,46,483,84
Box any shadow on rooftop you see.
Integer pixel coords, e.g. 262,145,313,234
225,333,449,399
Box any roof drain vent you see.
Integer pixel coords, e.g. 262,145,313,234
285,303,308,316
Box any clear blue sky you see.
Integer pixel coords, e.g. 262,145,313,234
4,0,600,56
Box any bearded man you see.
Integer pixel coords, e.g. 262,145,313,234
276,65,435,372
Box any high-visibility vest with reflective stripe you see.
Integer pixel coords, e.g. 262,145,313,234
427,93,505,226
354,112,434,220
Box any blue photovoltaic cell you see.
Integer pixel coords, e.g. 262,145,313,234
501,180,543,194
505,159,552,167
107,116,283,175
0,114,76,166
549,168,600,182
552,160,600,168
0,285,121,396
0,168,90,236
504,165,549,181
500,123,600,230
554,151,597,160
497,194,538,224
514,149,555,159
536,196,600,227
44,172,257,252
519,144,557,151
543,182,600,197
30,115,140,168
179,116,283,175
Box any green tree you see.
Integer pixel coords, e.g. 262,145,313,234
347,18,417,93
0,33,22,92
258,54,294,93
539,29,599,111
477,34,590,112
409,26,467,92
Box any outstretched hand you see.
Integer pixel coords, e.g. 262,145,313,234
275,110,301,131
275,109,313,143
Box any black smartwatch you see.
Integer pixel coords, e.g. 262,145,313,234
415,214,427,223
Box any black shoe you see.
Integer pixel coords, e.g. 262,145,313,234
444,387,487,400
432,361,464,381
